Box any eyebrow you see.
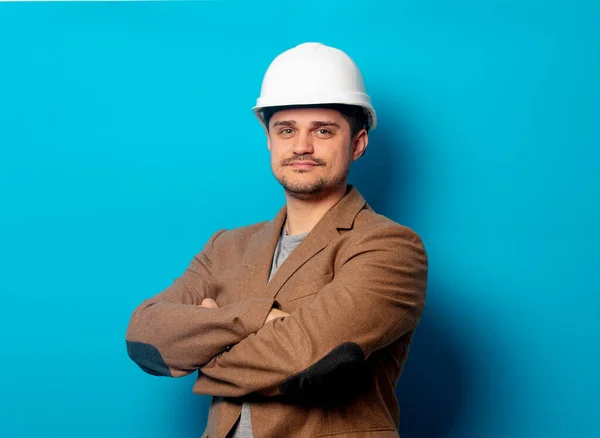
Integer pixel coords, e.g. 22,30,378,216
272,120,341,128
312,121,341,129
272,120,296,127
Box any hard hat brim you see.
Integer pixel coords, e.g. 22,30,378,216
252,101,377,131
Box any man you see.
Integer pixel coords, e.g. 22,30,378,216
126,42,428,437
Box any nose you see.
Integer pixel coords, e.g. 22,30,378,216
291,131,314,155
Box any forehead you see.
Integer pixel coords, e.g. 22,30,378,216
269,107,345,124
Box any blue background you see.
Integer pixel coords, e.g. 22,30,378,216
1,1,598,437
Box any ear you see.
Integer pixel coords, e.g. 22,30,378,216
351,129,369,161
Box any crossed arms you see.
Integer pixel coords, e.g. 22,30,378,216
126,224,427,398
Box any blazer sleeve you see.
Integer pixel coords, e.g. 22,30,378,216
125,229,275,378
193,224,428,397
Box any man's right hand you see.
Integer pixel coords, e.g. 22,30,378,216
265,308,289,325
200,299,287,325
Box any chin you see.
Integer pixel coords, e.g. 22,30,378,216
278,177,327,196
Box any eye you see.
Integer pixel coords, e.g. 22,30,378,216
315,128,333,138
278,128,294,137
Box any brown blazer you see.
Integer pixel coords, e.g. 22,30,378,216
126,186,428,437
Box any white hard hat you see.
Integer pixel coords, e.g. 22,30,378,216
253,42,377,130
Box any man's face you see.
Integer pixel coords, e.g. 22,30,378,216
267,107,367,199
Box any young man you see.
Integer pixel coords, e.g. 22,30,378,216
126,42,428,437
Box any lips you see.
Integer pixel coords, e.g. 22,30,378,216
289,162,319,166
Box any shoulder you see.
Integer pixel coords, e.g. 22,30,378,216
201,219,271,254
335,207,428,287
214,221,269,242
350,207,426,253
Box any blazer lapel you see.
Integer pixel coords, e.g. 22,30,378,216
265,224,337,300
241,206,287,297
241,186,367,300
265,186,367,300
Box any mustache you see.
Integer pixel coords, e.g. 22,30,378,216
282,156,326,166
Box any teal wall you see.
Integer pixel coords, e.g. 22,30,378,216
1,1,598,437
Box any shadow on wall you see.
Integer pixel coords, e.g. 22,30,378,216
350,108,418,218
174,379,211,437
396,296,469,438
352,111,470,438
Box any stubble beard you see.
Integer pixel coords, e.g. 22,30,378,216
275,166,350,201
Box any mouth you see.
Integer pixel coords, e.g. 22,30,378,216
289,162,319,167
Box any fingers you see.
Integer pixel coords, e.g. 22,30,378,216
201,298,219,309
265,308,290,324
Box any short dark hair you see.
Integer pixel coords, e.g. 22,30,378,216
262,103,369,138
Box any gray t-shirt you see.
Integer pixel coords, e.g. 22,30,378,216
230,226,308,438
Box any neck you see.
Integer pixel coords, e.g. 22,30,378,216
284,184,348,235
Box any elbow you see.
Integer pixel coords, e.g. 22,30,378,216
126,307,173,377
126,340,174,377
279,343,368,404
125,304,194,378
